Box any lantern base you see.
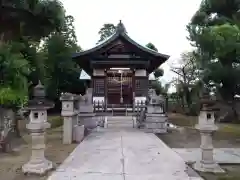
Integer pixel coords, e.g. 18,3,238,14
193,161,224,173
22,158,53,175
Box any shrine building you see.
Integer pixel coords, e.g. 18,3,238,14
72,21,169,107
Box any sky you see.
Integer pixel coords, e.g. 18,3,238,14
61,0,202,90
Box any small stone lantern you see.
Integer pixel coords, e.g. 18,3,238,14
22,81,54,175
193,91,224,173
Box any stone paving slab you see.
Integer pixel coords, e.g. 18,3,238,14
173,148,240,164
48,128,202,180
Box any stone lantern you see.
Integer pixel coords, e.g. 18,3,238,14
193,91,224,173
22,81,54,175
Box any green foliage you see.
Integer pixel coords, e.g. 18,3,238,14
0,0,65,41
98,23,116,42
171,51,201,112
146,42,158,52
152,81,169,95
0,42,29,108
48,116,63,128
0,87,28,108
41,14,84,104
188,0,240,102
153,68,164,79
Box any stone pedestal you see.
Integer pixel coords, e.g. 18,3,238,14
60,93,79,144
193,111,224,173
78,113,97,129
62,114,78,144
144,92,167,133
78,88,98,129
73,125,84,143
22,81,54,175
145,113,167,133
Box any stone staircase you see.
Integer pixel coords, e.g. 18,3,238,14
105,116,135,128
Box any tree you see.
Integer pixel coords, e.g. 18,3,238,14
151,68,165,95
146,42,166,95
97,23,116,43
0,0,66,136
0,42,29,107
151,81,169,96
153,68,164,79
187,0,240,120
41,15,83,111
146,42,158,52
0,0,66,88
0,0,65,42
171,51,200,113
0,42,30,136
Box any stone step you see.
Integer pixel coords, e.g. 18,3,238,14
107,116,133,120
107,122,133,126
107,124,134,128
107,118,133,122
107,121,133,124
105,116,135,128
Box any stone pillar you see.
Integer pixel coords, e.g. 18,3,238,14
22,81,54,175
60,93,79,144
193,93,224,173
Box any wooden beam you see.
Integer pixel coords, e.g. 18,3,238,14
91,60,149,65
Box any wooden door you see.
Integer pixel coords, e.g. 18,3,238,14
107,76,132,104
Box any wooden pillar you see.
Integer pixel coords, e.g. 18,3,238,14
92,69,105,104
132,70,135,106
134,69,148,103
104,70,107,111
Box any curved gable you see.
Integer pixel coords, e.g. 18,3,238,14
73,21,169,59
72,21,170,74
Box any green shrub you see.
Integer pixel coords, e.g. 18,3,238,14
186,103,200,116
48,116,63,128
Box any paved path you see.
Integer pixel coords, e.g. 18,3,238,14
174,148,240,164
48,128,202,180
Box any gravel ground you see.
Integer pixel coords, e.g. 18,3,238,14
158,113,240,180
159,127,240,148
0,127,77,180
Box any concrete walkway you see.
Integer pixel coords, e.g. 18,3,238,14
48,128,202,180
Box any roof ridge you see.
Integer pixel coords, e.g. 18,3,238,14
116,20,127,34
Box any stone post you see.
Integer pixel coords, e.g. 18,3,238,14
22,81,54,175
60,93,80,144
193,92,224,173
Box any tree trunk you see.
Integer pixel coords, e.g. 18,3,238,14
185,89,192,109
230,100,239,123
11,109,21,138
180,95,185,112
14,112,21,137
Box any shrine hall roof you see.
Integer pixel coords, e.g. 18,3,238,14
72,21,169,59
72,21,170,74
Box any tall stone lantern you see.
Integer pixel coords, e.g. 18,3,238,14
193,91,224,173
22,81,54,175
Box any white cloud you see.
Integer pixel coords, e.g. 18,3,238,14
61,0,201,85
